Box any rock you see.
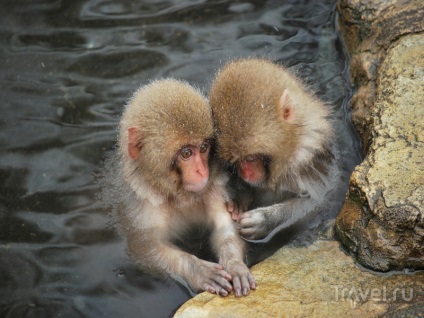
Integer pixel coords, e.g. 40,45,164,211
337,0,424,149
336,34,424,271
174,239,424,317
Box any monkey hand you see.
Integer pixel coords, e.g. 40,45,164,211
222,259,256,297
237,207,276,240
226,200,246,221
188,259,234,297
227,199,250,221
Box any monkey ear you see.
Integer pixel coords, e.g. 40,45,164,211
279,89,294,122
128,127,143,160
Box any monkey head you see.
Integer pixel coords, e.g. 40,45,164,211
209,58,306,188
119,79,214,200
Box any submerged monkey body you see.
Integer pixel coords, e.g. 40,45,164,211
117,171,236,261
210,58,339,240
103,79,255,297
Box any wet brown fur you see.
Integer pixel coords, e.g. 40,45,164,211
119,79,214,201
102,78,255,295
210,58,333,190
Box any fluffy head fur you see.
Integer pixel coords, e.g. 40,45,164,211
209,58,333,188
119,79,213,201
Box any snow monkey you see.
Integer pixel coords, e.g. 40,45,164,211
209,58,337,241
102,79,255,297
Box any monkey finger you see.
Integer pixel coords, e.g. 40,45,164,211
227,202,242,221
238,216,256,228
214,284,228,296
240,275,251,296
236,210,249,220
204,281,230,297
218,287,229,297
204,284,217,295
231,276,242,297
204,266,232,291
239,228,257,239
231,211,240,221
218,269,232,282
215,276,233,292
226,201,235,213
248,272,256,290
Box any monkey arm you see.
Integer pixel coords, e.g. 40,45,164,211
118,204,233,296
238,196,318,241
238,151,341,241
206,193,256,297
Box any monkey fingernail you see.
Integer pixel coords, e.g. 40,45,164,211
243,287,249,295
235,288,242,297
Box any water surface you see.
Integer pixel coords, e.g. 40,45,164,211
0,0,361,317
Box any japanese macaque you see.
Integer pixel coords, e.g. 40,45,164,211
102,79,255,297
209,58,337,241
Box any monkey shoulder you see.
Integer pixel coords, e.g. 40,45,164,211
282,141,339,201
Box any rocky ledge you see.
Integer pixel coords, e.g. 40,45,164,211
335,0,424,271
175,229,424,317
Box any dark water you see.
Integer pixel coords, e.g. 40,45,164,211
0,0,361,317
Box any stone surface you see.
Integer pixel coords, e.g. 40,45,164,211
174,239,424,317
337,0,424,149
335,11,424,270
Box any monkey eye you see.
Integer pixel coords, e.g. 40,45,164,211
199,141,210,153
180,147,193,160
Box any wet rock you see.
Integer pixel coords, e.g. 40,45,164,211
174,239,424,317
336,34,424,271
335,0,424,272
337,0,424,149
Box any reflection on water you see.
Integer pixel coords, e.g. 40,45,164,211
0,0,361,317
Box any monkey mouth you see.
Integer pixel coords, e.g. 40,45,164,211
239,173,268,188
183,179,208,193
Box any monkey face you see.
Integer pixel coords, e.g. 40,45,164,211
176,140,211,193
238,154,270,186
